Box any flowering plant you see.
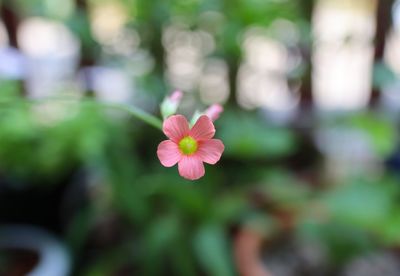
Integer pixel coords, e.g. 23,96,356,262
157,91,224,180
157,114,224,180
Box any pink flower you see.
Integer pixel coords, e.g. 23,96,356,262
157,114,225,180
205,104,224,121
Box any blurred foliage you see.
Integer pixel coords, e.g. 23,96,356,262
324,179,395,230
0,80,128,181
257,169,312,211
347,113,397,157
373,62,398,90
219,111,297,159
298,219,374,265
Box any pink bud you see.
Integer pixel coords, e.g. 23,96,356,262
161,90,184,119
205,104,224,121
169,90,183,103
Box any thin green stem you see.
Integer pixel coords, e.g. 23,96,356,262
0,97,163,131
101,102,163,130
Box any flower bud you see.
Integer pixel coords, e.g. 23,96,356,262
205,104,223,121
160,90,183,119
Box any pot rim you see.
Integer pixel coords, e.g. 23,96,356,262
0,225,71,276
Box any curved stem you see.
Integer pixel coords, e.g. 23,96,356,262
2,97,163,131
101,102,163,130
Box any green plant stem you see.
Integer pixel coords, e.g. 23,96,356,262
101,102,163,130
1,97,164,131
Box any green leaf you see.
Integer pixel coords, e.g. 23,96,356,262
194,224,233,276
378,211,400,245
218,111,297,159
349,113,397,157
324,180,394,230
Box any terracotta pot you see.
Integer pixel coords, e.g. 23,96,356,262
234,227,272,276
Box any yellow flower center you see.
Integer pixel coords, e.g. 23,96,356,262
179,136,198,155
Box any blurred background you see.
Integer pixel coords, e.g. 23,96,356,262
1,0,400,275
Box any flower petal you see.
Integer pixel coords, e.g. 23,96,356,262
178,156,205,180
197,139,225,164
157,140,181,167
190,115,215,141
163,115,190,142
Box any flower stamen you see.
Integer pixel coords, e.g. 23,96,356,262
179,136,198,155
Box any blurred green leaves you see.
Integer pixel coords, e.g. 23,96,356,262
323,179,396,230
194,224,234,276
258,169,311,210
0,84,127,180
348,113,397,157
219,111,297,159
373,62,398,90
298,219,374,264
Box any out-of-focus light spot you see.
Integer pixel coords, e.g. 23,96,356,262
269,19,301,46
198,11,225,34
312,1,376,112
237,27,299,122
103,28,141,56
123,49,155,77
380,81,400,116
164,24,215,92
199,58,229,104
163,25,215,56
0,18,24,80
0,47,26,80
18,18,80,98
237,65,299,110
384,31,400,75
82,66,133,104
313,43,373,111
91,1,128,46
0,21,8,47
243,32,287,72
313,1,376,44
381,1,400,114
393,0,400,31
18,18,79,58
268,20,303,72
165,44,202,91
387,1,400,74
315,126,381,179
